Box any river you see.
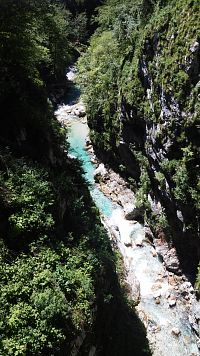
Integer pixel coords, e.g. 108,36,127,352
55,67,200,356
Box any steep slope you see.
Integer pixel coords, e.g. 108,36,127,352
0,0,151,354
78,0,200,286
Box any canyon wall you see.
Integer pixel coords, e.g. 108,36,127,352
78,0,200,283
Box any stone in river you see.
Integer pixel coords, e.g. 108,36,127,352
125,207,144,222
169,299,176,307
124,237,132,247
152,250,157,257
94,163,108,182
155,298,161,305
171,327,181,336
135,237,144,247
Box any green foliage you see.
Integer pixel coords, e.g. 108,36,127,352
77,0,200,285
0,149,116,354
155,209,169,230
78,30,121,114
190,175,200,210
78,0,200,170
155,171,166,190
0,244,95,355
172,162,189,204
195,264,200,293
0,155,55,243
78,28,122,153
0,0,146,354
71,12,88,43
0,0,76,164
135,168,151,210
0,0,71,93
0,0,93,157
4,163,54,236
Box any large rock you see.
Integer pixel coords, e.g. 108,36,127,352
123,203,136,218
125,207,144,221
126,269,141,304
94,163,108,182
154,240,181,274
164,248,181,274
171,327,181,337
73,106,86,117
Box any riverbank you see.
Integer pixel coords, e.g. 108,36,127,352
92,158,200,356
55,72,200,356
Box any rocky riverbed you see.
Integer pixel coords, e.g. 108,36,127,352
56,70,200,356
93,160,200,356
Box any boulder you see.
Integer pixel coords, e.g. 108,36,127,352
126,270,141,304
124,234,132,247
123,203,136,218
152,250,157,257
155,242,181,274
94,163,108,182
155,298,161,305
86,139,91,146
168,299,176,307
124,240,132,248
190,40,199,53
135,236,144,247
171,327,181,336
164,249,181,274
73,108,86,117
125,207,144,221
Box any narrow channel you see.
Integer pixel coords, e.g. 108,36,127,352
55,68,200,356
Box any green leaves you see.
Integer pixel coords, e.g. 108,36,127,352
0,245,95,355
97,0,142,45
78,30,121,126
0,0,72,89
0,1,125,354
0,147,114,355
0,158,55,238
195,264,200,293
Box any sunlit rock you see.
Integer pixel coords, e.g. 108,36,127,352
94,163,108,182
171,328,181,337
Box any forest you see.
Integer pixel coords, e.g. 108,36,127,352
0,0,150,354
0,1,108,354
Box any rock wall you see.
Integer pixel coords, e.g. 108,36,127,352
116,36,200,275
80,0,200,281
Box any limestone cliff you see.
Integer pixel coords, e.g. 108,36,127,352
78,0,200,283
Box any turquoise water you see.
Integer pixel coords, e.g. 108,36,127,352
64,84,80,105
63,78,200,356
68,118,114,217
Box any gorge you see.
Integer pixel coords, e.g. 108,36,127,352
0,0,199,355
56,67,200,355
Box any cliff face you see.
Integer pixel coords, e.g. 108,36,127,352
78,0,200,282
